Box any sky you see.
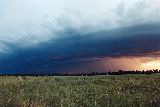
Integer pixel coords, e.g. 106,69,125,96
0,0,160,74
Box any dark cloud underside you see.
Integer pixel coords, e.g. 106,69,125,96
0,23,160,73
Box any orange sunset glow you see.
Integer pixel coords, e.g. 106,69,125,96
103,57,160,71
64,56,160,73
141,60,160,70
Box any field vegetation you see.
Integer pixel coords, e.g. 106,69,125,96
0,75,160,107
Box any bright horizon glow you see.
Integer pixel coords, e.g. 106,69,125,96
101,57,160,72
64,57,160,73
141,61,160,70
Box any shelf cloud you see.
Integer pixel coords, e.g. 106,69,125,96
0,0,160,73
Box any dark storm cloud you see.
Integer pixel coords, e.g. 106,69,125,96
0,23,160,73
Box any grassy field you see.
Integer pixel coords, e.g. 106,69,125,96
0,75,160,107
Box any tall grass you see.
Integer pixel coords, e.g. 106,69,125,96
0,75,160,107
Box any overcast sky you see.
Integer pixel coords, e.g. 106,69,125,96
1,0,160,53
0,0,160,73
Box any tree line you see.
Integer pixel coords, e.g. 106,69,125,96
0,69,160,76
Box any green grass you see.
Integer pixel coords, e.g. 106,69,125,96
0,75,160,107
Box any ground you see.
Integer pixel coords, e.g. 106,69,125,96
0,75,160,107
